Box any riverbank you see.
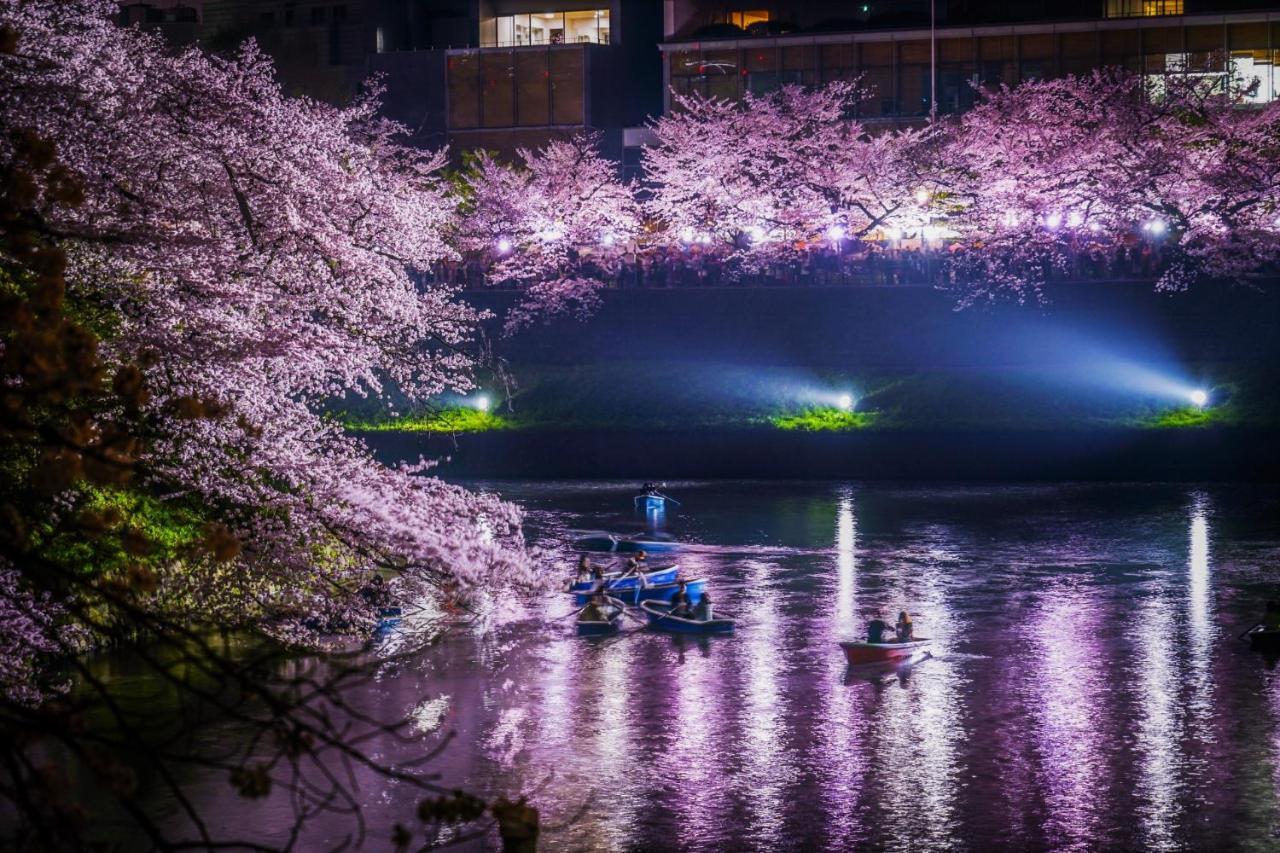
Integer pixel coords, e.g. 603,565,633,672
361,426,1280,481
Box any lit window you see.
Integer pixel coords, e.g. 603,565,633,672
728,9,770,29
479,9,611,47
1105,0,1182,17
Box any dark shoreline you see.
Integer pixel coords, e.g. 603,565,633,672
362,427,1280,482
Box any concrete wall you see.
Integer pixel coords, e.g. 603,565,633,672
471,281,1280,370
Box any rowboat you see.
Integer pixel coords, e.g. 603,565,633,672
843,651,932,683
634,492,680,511
640,600,734,635
1247,625,1280,649
576,534,680,553
577,596,626,636
566,565,679,594
839,638,932,665
584,577,706,607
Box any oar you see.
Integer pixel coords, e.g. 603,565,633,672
657,492,681,506
1238,622,1263,642
551,602,592,623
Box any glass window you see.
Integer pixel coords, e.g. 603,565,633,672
528,12,561,45
1105,0,1182,16
728,10,769,29
482,10,608,47
564,10,598,44
1232,50,1279,104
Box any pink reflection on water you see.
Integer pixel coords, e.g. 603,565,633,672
736,557,793,849
1132,494,1216,850
814,490,871,847
835,491,856,628
1186,493,1217,727
856,552,964,848
1029,588,1107,850
663,635,731,838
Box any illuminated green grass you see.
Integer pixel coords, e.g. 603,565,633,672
1144,406,1225,429
772,408,878,432
345,407,508,433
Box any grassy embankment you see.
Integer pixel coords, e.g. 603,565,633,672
336,361,1269,434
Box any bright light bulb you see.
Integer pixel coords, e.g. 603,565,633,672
696,233,712,245
495,237,512,254
475,394,491,412
1067,211,1084,228
1088,221,1101,233
679,227,695,243
836,393,854,411
1189,389,1208,408
745,225,765,244
600,232,615,246
914,188,930,205
826,224,846,241
1145,219,1166,235
1045,212,1063,230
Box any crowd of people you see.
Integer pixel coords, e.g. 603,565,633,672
424,236,1177,292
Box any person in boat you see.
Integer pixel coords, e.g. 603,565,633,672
580,592,610,623
642,482,660,495
694,591,713,621
866,618,894,644
618,551,650,586
1262,601,1280,631
576,555,606,583
895,610,914,642
669,581,694,618
358,575,390,608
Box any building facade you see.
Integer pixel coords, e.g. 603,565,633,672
190,2,1280,161
658,3,1280,123
372,0,662,158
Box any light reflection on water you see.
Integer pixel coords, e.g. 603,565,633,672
98,482,1280,850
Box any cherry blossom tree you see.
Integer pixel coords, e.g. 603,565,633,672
0,2,543,846
946,68,1280,298
643,83,944,261
1,0,533,625
458,134,641,330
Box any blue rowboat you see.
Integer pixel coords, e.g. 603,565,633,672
640,599,734,635
576,534,681,553
591,577,706,607
576,596,626,636
635,493,666,511
567,565,679,595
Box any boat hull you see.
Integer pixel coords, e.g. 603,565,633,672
640,600,734,635
840,639,932,665
1248,626,1280,648
583,578,706,606
568,565,678,594
576,535,680,553
576,598,625,636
